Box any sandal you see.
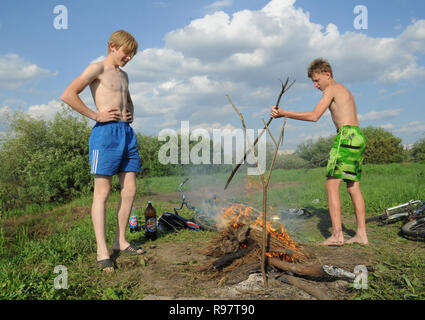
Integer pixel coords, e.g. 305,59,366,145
119,244,145,256
97,258,116,272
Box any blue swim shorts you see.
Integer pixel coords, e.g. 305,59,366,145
89,121,142,176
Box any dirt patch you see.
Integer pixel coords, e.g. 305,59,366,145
2,206,90,243
2,192,377,300
105,233,374,300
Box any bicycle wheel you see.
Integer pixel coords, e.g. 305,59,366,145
193,212,219,232
401,217,425,238
365,212,388,223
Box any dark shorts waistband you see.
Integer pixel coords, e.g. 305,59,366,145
94,121,130,128
336,125,360,133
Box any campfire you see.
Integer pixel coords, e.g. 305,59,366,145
193,80,364,299
217,202,305,264
200,201,306,268
194,199,362,300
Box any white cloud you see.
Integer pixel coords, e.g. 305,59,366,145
0,54,53,89
153,1,167,8
379,89,407,99
379,123,394,129
0,106,12,115
90,56,105,64
394,121,425,133
26,100,65,121
125,0,425,139
206,0,233,10
15,0,423,149
358,108,403,121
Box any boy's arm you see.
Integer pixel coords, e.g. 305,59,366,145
60,63,121,122
123,72,134,123
271,88,334,122
126,92,134,123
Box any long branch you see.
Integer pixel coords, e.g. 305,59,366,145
224,78,295,190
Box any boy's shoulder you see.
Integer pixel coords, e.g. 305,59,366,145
326,81,349,95
86,61,105,73
81,61,105,80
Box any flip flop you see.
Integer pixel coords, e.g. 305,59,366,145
119,244,145,256
96,258,116,272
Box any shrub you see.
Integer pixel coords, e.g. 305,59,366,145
273,153,309,170
0,108,92,212
362,127,404,164
296,135,335,167
410,137,425,162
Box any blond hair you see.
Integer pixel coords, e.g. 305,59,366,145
307,58,333,78
108,30,138,56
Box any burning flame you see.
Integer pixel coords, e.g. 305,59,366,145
221,203,254,228
220,202,301,262
255,214,299,262
245,176,261,193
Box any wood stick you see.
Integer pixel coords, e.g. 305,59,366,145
249,225,299,257
212,245,256,270
279,274,332,300
223,78,295,190
268,258,326,277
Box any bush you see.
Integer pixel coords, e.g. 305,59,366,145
410,137,425,162
293,126,405,168
137,133,183,177
362,127,404,164
0,108,92,212
296,135,335,167
273,153,309,170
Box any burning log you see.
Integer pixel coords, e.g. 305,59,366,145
278,274,332,300
249,225,303,262
213,243,256,270
268,258,326,277
196,200,358,298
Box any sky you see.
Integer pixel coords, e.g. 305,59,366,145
1,0,425,151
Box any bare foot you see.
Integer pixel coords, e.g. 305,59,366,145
345,235,369,245
318,236,344,246
102,266,115,273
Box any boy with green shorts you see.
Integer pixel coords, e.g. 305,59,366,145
270,58,368,245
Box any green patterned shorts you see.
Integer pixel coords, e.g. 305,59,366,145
326,125,366,182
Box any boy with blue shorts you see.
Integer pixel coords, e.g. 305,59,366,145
271,58,369,246
61,30,144,272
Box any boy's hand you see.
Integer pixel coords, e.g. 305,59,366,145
270,106,283,118
95,107,121,122
125,110,133,123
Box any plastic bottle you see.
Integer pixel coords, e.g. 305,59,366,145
144,201,157,240
128,207,139,233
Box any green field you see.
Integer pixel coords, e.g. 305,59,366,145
1,162,424,300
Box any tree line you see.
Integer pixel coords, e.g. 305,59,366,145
0,108,424,213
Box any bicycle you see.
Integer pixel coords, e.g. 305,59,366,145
366,200,425,239
173,178,219,232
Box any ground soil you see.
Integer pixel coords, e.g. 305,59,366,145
3,183,385,300
109,237,375,300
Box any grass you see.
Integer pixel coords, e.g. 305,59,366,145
1,162,425,300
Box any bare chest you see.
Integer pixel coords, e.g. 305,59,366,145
95,69,128,94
